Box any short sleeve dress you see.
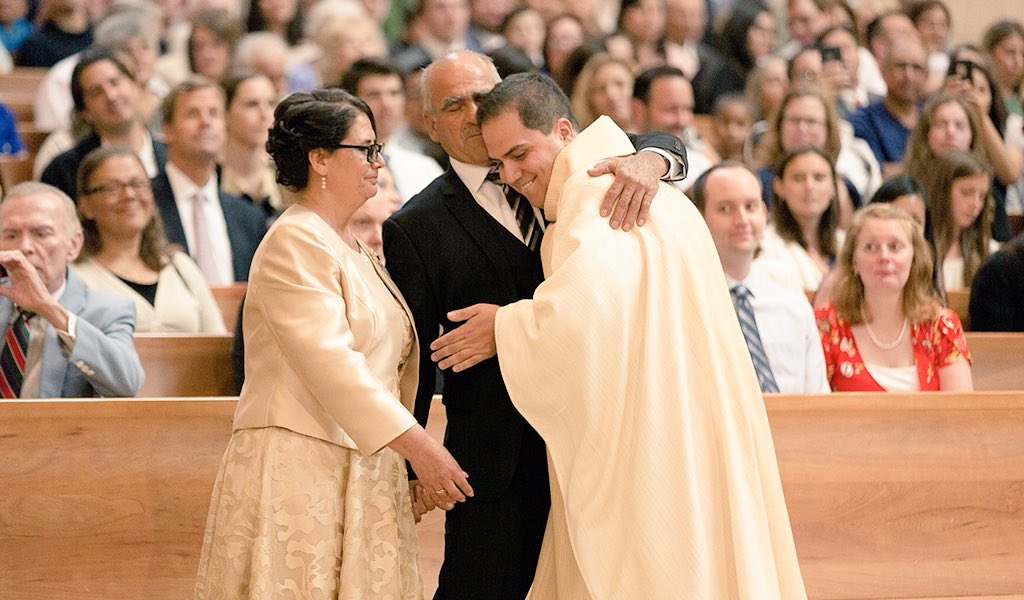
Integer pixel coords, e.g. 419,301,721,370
815,303,972,391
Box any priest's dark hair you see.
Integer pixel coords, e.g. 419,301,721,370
477,72,580,134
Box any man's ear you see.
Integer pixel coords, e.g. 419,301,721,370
555,117,575,143
66,230,84,263
424,111,441,143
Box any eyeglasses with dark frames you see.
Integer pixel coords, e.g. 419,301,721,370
83,178,152,198
336,142,385,163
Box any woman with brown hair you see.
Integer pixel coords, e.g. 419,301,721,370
754,146,843,293
73,146,225,333
920,150,997,291
757,84,880,227
815,203,972,391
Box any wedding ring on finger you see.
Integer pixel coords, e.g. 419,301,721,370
435,489,446,494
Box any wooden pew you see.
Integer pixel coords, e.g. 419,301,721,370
0,397,236,600
2,392,1023,600
209,283,245,332
947,289,970,329
769,392,1024,599
15,121,48,155
0,154,33,190
965,332,1023,391
134,333,235,397
1,67,47,123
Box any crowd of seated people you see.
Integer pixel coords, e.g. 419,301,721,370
1,0,1022,398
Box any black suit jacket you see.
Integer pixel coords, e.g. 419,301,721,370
692,43,746,115
41,133,169,202
969,233,1024,332
382,131,685,502
149,171,266,281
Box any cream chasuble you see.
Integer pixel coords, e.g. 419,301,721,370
494,117,806,599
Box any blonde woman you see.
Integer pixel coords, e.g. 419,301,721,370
816,203,972,391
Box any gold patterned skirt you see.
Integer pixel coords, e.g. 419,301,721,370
194,426,422,600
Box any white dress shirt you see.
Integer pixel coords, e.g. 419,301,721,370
451,158,540,243
728,269,830,393
165,162,235,284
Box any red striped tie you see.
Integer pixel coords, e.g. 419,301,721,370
0,310,32,398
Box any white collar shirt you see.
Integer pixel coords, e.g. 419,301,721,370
727,268,830,394
164,162,235,284
451,158,544,243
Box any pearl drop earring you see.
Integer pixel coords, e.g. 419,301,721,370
321,175,327,190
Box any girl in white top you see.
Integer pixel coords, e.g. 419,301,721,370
73,146,226,333
755,147,844,293
921,150,999,292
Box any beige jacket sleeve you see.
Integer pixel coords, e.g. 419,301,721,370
236,207,417,456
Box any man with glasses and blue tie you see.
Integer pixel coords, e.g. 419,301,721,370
691,162,829,394
0,182,143,398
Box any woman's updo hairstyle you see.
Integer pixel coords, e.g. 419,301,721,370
266,88,376,191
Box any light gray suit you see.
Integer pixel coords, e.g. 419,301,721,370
0,268,144,397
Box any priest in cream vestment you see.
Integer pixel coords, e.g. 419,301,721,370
472,74,807,598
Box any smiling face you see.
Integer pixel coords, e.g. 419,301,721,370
852,216,914,295
423,53,500,165
481,108,573,208
78,59,141,136
701,166,766,270
79,154,155,241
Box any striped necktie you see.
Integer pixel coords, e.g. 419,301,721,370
487,169,543,252
0,310,32,398
730,284,780,394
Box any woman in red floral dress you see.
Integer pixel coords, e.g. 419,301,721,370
815,204,974,391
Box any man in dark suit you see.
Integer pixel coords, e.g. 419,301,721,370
41,47,168,202
150,78,265,283
382,51,686,600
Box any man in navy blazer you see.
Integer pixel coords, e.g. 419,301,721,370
0,182,143,398
383,51,687,600
150,78,265,283
40,47,169,203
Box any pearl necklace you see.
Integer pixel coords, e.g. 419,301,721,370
861,310,909,351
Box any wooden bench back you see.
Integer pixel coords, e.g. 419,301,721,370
135,333,235,397
3,392,1023,599
0,397,236,600
209,283,245,332
769,391,1024,599
965,332,1023,391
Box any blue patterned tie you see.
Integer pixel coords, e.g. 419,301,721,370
0,310,32,398
487,169,543,252
730,285,780,393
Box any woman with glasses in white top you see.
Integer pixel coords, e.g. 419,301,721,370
73,146,226,333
